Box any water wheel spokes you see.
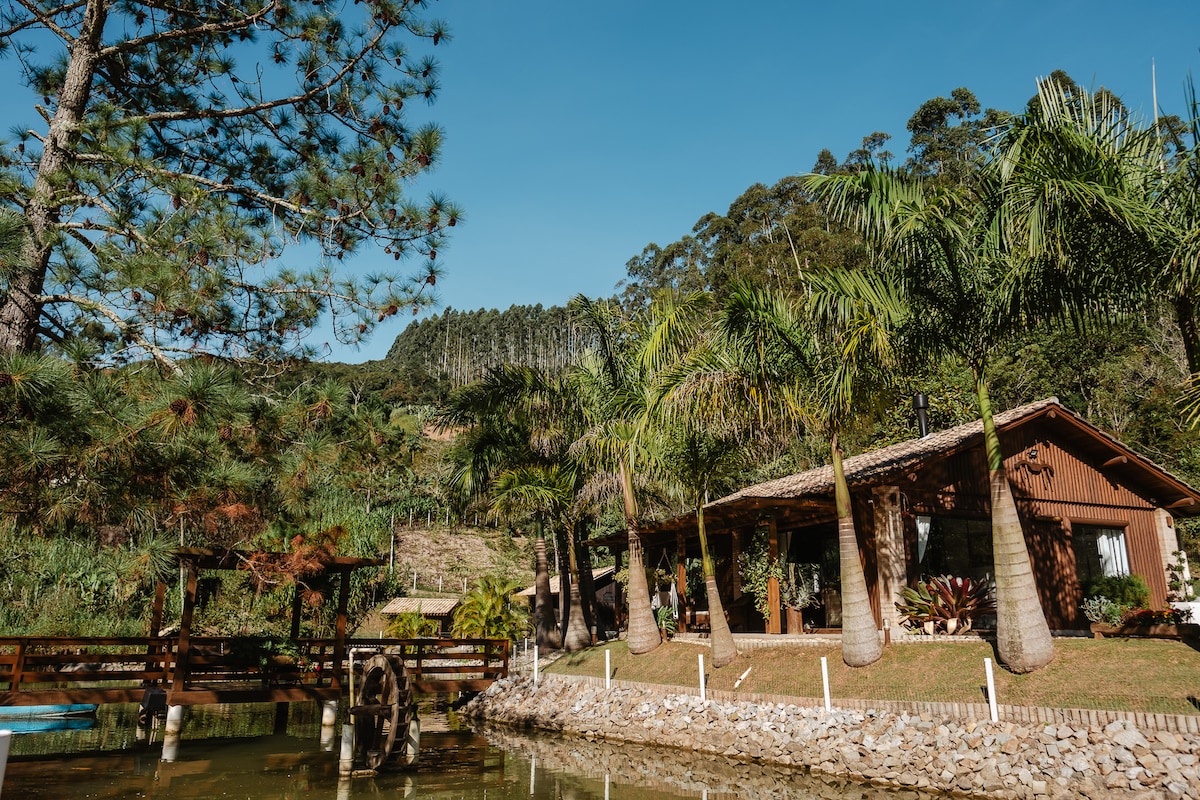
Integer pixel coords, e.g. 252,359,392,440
350,653,415,770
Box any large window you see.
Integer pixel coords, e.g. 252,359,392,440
915,515,993,583
1073,524,1130,588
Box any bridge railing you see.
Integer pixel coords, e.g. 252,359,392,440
0,635,510,705
343,637,511,693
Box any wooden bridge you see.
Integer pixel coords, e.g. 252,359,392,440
0,635,509,708
0,547,510,712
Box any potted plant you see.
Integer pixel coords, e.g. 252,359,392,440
655,605,677,641
781,562,821,633
895,575,995,635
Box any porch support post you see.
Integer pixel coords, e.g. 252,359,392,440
171,558,199,693
290,581,303,640
731,528,743,600
613,542,627,632
873,485,907,633
331,566,351,691
676,531,688,633
766,517,781,634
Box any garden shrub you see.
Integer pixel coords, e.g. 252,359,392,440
1085,574,1150,610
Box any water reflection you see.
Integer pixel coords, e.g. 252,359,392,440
2,703,943,799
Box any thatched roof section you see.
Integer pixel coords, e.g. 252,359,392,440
379,597,460,616
516,566,615,597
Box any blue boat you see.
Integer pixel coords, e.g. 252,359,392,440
0,704,98,719
0,716,97,734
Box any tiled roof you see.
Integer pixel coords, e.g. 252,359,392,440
714,397,1066,505
379,597,460,616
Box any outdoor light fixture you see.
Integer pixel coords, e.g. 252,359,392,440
913,394,930,438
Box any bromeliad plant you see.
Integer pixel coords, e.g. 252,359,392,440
896,575,996,635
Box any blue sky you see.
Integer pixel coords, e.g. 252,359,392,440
353,0,1200,362
6,2,1200,363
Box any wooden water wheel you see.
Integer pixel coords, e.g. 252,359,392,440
350,653,418,769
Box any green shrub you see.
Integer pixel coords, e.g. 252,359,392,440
385,609,440,638
1085,574,1150,610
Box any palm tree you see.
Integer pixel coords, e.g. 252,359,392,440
802,163,1061,672
490,464,574,651
719,281,895,667
569,294,702,656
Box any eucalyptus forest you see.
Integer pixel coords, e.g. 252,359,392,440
1,0,1198,677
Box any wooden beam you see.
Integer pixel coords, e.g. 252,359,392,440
1167,497,1196,509
766,517,781,635
1102,455,1128,468
172,561,199,693
676,531,687,633
331,566,351,691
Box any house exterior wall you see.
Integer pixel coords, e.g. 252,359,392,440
889,420,1175,631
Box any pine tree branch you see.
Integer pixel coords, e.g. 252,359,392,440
9,0,85,43
99,3,274,59
120,28,389,126
38,291,182,374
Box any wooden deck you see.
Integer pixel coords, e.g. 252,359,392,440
0,636,509,708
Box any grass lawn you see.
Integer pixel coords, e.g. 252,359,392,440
545,637,1200,716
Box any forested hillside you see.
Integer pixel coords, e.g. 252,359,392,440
383,304,584,401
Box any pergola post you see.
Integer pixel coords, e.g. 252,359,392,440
331,566,352,691
873,485,907,633
675,531,688,632
613,542,627,632
170,558,199,696
766,517,781,634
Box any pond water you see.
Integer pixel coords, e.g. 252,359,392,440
1,702,945,799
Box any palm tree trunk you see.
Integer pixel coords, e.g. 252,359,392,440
977,377,1054,673
832,433,882,667
533,517,561,650
563,522,592,652
621,462,660,655
698,503,737,668
1175,294,1200,378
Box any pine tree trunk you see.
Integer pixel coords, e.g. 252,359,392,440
833,434,882,668
0,0,108,354
978,378,1054,673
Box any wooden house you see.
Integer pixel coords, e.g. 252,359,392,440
611,398,1200,635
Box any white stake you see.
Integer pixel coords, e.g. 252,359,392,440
533,645,539,686
412,570,417,591
698,653,706,701
605,773,610,800
984,657,999,722
733,666,752,689
605,648,611,690
820,656,831,712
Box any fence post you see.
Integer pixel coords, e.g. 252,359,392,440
698,653,706,701
820,656,831,713
605,648,611,690
984,657,999,722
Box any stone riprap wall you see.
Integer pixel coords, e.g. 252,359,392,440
463,675,1200,800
